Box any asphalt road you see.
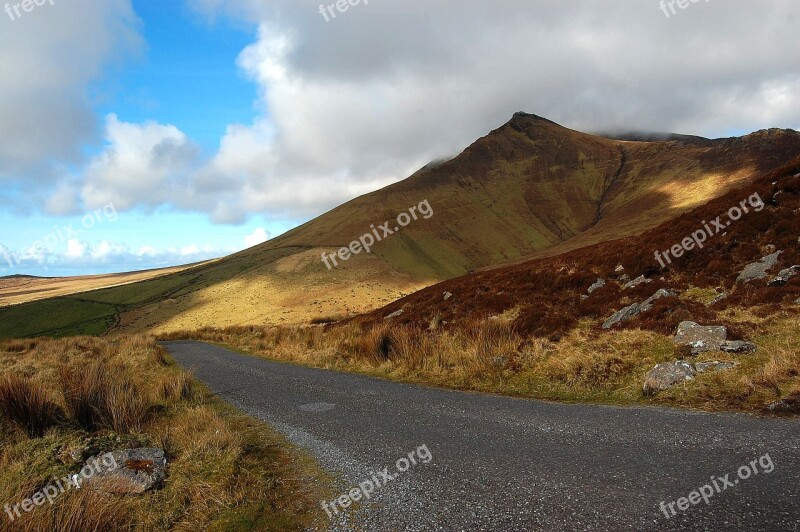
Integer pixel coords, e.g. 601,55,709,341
162,341,800,532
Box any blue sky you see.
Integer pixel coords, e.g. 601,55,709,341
1,0,798,278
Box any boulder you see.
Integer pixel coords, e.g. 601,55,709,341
587,279,605,294
623,275,651,290
86,448,166,494
767,265,800,287
643,361,696,396
384,309,404,319
673,321,727,354
720,340,757,354
736,251,783,283
602,303,642,329
695,361,739,373
601,289,677,329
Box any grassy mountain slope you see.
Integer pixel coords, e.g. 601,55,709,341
2,115,799,338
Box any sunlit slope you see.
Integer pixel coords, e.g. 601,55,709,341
2,115,799,337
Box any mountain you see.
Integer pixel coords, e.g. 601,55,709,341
1,114,799,338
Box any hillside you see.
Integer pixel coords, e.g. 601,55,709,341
2,114,800,338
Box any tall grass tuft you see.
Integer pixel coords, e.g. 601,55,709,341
0,375,62,437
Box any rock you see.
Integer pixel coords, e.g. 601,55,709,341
601,289,677,329
443,291,453,301
580,295,589,301
491,356,509,367
86,448,166,494
795,298,800,305
673,321,727,354
602,303,642,329
736,251,783,283
643,361,696,396
618,274,631,283
767,265,800,286
587,279,605,294
709,292,729,306
615,264,625,273
764,396,800,415
695,361,739,373
384,309,404,319
720,340,757,354
641,288,678,309
623,275,652,290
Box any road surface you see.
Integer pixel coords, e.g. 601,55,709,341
162,341,800,531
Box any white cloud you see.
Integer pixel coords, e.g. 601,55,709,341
243,227,270,248
4,0,800,227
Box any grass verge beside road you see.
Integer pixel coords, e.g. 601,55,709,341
0,335,329,531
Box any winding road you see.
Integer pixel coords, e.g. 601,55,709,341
162,341,800,531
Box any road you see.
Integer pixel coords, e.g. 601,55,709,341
162,341,800,531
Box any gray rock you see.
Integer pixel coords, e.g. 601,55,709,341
601,289,677,329
587,279,606,294
709,292,729,306
695,361,739,373
618,274,631,283
641,288,678,309
737,251,783,283
673,321,727,354
384,309,404,319
86,448,166,494
720,340,757,354
443,291,453,301
643,361,696,396
602,303,642,330
623,275,652,290
767,265,800,286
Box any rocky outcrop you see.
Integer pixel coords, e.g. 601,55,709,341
601,289,677,329
643,361,696,396
767,265,800,286
86,448,167,494
736,251,782,283
720,340,757,354
673,321,727,354
622,275,651,290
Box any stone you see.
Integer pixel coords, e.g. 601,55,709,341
602,303,642,329
587,279,605,294
384,309,404,319
623,275,652,290
767,265,800,287
709,292,729,306
580,295,589,301
443,291,453,301
643,361,696,396
615,264,625,273
720,340,757,354
618,274,631,283
673,321,727,354
86,448,166,494
695,361,739,373
601,289,677,329
736,251,783,283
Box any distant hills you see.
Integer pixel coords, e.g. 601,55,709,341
1,114,799,338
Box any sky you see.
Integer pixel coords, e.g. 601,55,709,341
0,0,798,277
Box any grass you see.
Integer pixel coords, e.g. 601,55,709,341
0,335,331,531
161,307,800,414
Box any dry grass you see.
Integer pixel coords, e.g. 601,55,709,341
0,376,62,438
0,335,329,531
162,307,799,413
